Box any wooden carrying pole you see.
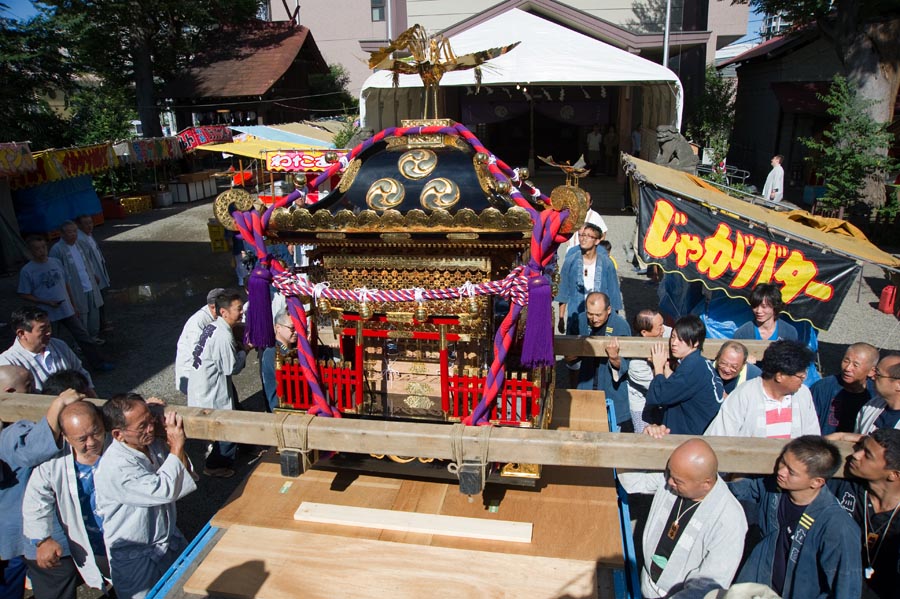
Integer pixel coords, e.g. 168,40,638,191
0,390,824,475
553,336,772,360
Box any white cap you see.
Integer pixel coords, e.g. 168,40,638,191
584,209,608,233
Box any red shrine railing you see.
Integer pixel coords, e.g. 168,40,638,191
276,362,542,427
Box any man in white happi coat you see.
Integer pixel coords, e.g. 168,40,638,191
23,401,112,597
187,289,246,477
0,307,96,395
76,215,111,332
94,396,196,599
761,155,784,202
49,221,103,339
173,287,223,394
619,438,747,598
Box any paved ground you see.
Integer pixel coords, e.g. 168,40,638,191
2,175,899,596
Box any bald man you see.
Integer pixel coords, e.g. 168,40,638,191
619,439,747,598
811,343,879,435
0,375,82,599
854,354,900,435
24,402,112,598
0,364,34,394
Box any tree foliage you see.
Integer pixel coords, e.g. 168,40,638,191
68,84,138,145
625,0,684,34
308,64,359,115
801,75,896,210
38,0,262,137
0,12,74,148
687,65,735,183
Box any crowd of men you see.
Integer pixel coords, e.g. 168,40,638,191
557,220,899,598
1,212,898,598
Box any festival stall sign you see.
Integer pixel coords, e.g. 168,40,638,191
266,149,348,173
9,143,117,190
113,137,183,164
177,125,233,152
0,142,36,177
622,155,900,331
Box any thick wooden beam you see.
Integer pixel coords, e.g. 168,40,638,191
553,336,772,360
0,391,832,475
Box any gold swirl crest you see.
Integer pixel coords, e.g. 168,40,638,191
398,149,437,180
366,178,406,211
420,178,460,211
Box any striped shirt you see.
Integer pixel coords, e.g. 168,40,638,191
765,395,793,439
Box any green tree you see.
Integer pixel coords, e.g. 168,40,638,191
742,0,900,206
68,84,138,145
39,0,261,138
308,64,359,116
687,65,735,184
801,75,896,211
0,11,75,148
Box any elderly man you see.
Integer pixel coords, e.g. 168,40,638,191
565,292,632,430
49,221,104,341
645,315,724,436
75,215,111,333
261,310,298,412
95,396,196,599
729,436,861,598
23,402,111,599
854,354,900,435
0,307,97,395
619,439,747,598
556,222,623,335
187,289,246,477
174,287,224,394
17,236,108,369
0,374,82,599
829,429,900,598
706,340,819,438
811,343,879,435
713,340,761,397
627,309,669,432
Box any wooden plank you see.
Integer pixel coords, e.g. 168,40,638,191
294,502,533,543
210,392,623,564
554,335,772,359
0,390,842,474
183,525,597,599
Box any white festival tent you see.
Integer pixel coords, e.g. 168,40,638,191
360,8,684,131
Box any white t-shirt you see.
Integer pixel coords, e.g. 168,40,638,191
65,244,92,292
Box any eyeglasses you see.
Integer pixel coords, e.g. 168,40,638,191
874,371,900,380
276,322,296,332
581,234,600,240
787,371,807,381
123,417,155,434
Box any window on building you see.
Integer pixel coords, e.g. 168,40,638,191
371,0,385,22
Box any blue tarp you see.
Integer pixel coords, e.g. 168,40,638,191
13,175,102,234
230,125,334,148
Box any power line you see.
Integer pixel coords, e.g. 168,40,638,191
159,90,350,110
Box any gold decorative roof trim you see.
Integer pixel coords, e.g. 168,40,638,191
268,205,533,233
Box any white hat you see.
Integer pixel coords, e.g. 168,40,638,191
584,209,608,233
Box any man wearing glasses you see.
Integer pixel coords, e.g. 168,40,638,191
94,396,196,599
854,355,900,435
555,221,622,336
706,340,820,438
261,310,298,412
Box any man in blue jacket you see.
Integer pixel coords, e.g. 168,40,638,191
730,435,862,599
644,315,723,435
565,292,632,430
555,223,623,335
811,342,879,435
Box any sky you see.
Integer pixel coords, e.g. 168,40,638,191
1,0,39,20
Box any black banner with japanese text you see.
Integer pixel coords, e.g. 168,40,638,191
638,186,859,330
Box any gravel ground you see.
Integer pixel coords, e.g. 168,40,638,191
2,181,898,596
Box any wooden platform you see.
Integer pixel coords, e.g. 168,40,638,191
182,390,622,598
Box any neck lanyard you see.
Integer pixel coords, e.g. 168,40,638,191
863,490,900,579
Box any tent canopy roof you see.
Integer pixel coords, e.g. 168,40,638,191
624,155,900,271
230,125,335,148
361,9,682,123
193,139,322,160
363,10,680,88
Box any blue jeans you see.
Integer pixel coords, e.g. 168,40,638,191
0,557,27,599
